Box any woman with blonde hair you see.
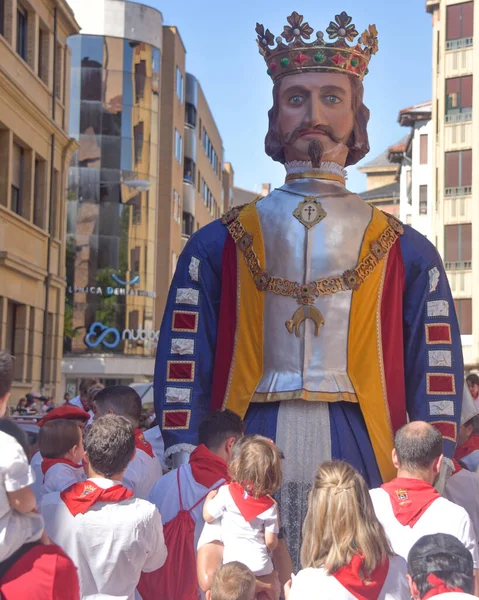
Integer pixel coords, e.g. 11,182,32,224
286,461,409,600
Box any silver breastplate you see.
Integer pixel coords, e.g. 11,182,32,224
253,178,373,400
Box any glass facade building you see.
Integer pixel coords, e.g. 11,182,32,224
65,34,161,357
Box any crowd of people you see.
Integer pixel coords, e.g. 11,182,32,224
1,349,479,600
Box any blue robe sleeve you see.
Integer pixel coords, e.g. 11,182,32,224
153,220,228,453
401,227,463,458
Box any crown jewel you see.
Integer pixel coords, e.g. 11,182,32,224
256,11,378,82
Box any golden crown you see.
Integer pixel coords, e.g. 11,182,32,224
256,11,378,83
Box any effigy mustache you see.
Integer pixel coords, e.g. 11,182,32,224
282,124,342,145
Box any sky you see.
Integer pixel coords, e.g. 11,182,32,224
145,0,433,193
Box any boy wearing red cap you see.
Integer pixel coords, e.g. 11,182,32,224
31,405,90,503
38,420,85,500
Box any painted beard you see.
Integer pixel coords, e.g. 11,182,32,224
308,139,323,169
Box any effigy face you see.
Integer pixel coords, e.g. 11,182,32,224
277,71,354,167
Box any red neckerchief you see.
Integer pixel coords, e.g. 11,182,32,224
333,555,390,600
189,444,229,488
229,482,275,522
455,434,479,461
381,477,440,527
41,457,83,476
60,480,134,516
422,573,464,599
452,458,464,475
135,429,154,458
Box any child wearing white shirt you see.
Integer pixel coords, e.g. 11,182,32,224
203,435,282,576
38,419,85,499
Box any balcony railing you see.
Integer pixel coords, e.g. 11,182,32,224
445,110,472,123
445,260,472,270
444,185,472,197
446,38,473,51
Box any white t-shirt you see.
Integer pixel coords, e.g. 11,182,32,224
148,463,224,551
0,431,44,562
124,446,163,500
205,484,279,576
288,555,409,600
143,426,165,469
40,462,86,499
445,468,479,543
370,488,479,567
41,477,167,600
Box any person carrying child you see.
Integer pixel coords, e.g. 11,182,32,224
203,435,282,578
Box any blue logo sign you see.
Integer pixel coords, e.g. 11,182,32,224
111,274,140,286
85,322,121,349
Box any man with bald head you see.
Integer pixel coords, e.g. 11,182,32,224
370,422,479,591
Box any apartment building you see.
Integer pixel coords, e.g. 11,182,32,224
0,0,79,403
63,0,163,391
358,142,403,216
62,2,235,392
426,0,477,369
156,24,227,323
393,102,434,239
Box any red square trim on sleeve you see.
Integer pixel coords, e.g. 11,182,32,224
167,361,195,382
427,373,456,395
431,420,457,443
162,410,191,430
172,311,199,333
425,323,452,344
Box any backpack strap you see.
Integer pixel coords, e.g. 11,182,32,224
189,480,225,513
176,467,184,511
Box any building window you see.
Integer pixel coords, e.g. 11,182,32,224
182,211,194,236
184,157,195,184
11,143,24,216
202,127,220,176
185,102,197,128
135,60,147,103
55,42,63,100
38,28,44,79
33,158,46,228
131,195,141,225
133,122,144,163
5,301,18,357
176,67,184,103
16,4,27,61
419,185,428,215
130,246,141,273
0,0,5,37
419,134,428,165
444,223,472,267
445,150,472,193
174,129,182,164
446,76,473,120
454,298,472,334
446,2,474,42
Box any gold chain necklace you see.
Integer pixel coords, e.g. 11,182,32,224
222,204,404,336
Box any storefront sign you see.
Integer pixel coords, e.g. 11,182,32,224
84,321,160,349
67,273,156,298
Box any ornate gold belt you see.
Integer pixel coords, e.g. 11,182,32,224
222,204,404,337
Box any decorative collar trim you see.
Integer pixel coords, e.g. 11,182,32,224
284,161,348,179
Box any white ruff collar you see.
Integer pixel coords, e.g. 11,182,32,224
284,161,348,179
